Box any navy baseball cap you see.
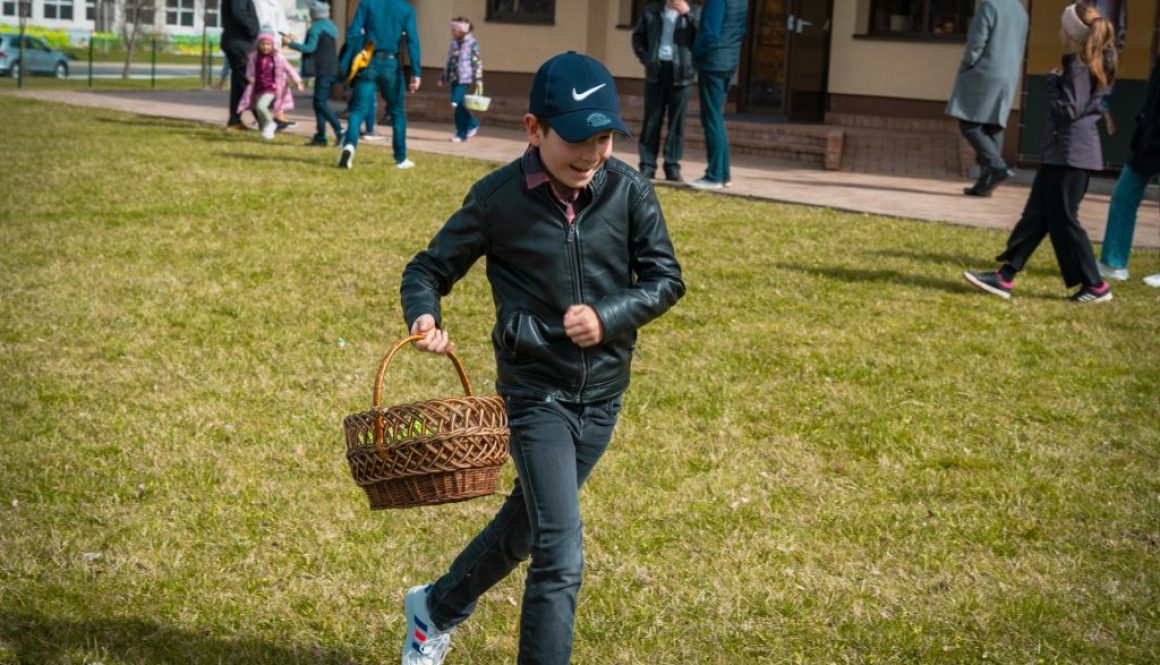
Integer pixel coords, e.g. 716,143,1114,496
528,51,631,143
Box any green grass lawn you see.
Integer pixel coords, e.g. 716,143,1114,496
0,95,1157,664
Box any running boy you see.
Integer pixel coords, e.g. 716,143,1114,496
398,51,685,665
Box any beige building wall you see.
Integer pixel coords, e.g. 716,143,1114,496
827,0,1027,108
352,0,641,77
410,0,598,72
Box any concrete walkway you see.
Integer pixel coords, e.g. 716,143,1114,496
11,87,1159,249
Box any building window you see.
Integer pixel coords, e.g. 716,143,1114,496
1,0,16,16
869,0,974,37
487,0,554,25
44,0,75,20
124,0,155,25
204,0,219,28
166,0,194,26
85,0,93,19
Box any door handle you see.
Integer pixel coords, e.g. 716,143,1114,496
786,13,794,30
796,19,812,33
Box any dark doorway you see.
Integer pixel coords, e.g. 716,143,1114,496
739,0,832,121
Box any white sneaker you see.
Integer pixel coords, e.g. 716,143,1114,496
362,133,385,142
338,144,355,169
260,122,276,140
449,136,463,143
1098,262,1130,281
402,585,453,665
688,177,725,191
396,159,416,169
1143,273,1160,288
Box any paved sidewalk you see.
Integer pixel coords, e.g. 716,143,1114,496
11,87,1159,249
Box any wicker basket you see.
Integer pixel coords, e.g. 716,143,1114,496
464,82,491,112
343,334,509,509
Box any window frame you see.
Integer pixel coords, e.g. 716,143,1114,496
866,0,975,40
203,0,220,28
43,0,75,21
485,0,555,26
1,0,17,16
165,0,195,27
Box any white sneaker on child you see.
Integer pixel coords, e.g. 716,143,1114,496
261,122,276,140
338,144,355,169
396,159,416,169
1098,262,1130,281
1143,273,1160,288
402,585,453,665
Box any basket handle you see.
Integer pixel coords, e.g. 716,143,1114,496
474,81,483,96
372,333,476,410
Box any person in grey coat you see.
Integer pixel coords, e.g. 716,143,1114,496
945,0,1028,197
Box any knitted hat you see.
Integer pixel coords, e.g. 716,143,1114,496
257,31,277,45
1061,3,1091,44
310,1,330,19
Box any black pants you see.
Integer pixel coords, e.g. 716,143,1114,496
959,120,1006,172
997,164,1101,288
637,62,691,177
223,38,254,126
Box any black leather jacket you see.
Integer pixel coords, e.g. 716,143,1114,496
401,152,685,403
632,2,700,86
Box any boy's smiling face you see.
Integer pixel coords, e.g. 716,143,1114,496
525,114,613,189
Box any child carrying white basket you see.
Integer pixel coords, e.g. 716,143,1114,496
437,16,483,143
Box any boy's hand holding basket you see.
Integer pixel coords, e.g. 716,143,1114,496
343,334,509,509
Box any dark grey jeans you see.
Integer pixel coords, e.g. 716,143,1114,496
997,164,1100,288
638,61,692,176
959,120,1007,172
427,393,622,665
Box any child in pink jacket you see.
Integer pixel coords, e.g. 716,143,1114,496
237,32,304,140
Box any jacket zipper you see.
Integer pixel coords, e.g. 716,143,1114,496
565,213,589,397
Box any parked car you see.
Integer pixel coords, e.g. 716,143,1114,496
0,34,70,79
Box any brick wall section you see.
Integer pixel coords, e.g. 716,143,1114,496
826,112,965,178
403,91,843,169
399,95,985,177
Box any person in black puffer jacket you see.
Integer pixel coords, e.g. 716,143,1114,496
964,2,1120,303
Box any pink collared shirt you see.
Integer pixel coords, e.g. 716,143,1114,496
523,146,584,224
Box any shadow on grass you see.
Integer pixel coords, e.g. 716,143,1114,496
220,150,334,166
773,261,1061,300
95,115,200,130
868,248,1061,278
0,612,362,665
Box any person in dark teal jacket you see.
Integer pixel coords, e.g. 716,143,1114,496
336,0,422,170
689,0,748,190
288,1,341,147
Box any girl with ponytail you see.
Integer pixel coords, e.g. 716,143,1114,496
964,3,1120,303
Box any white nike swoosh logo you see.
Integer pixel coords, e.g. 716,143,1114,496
571,84,606,101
